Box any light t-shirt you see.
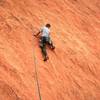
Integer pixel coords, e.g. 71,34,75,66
41,26,50,37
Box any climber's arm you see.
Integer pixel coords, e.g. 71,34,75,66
34,27,43,37
34,31,41,36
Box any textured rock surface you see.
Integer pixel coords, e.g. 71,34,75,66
0,0,100,100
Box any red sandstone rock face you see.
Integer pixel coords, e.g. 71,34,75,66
0,0,100,100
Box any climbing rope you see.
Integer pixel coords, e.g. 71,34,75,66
33,37,42,100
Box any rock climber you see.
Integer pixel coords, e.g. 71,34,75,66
34,23,55,61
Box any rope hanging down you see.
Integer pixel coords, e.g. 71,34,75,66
33,38,42,100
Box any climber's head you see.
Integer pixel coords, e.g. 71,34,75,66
45,23,51,28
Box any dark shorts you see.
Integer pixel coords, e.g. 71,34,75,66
40,36,52,48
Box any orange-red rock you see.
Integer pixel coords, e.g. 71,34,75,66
0,0,100,100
